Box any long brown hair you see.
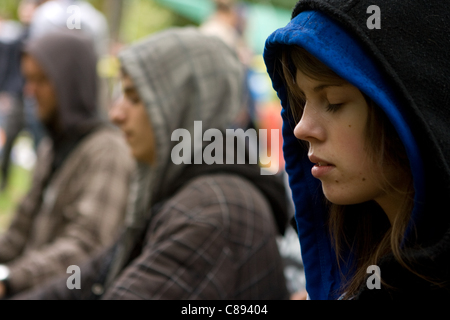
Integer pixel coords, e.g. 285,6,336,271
279,45,416,298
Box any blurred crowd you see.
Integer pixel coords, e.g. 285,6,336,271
0,0,305,300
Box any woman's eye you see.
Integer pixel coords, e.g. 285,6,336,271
326,103,342,112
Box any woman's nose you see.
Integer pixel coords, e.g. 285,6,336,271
293,103,325,143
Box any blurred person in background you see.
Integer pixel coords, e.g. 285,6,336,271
200,0,251,65
0,30,134,299
200,0,254,131
0,0,45,192
30,0,111,120
0,0,112,192
14,27,290,300
29,0,109,57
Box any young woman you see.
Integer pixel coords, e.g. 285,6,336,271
264,1,450,300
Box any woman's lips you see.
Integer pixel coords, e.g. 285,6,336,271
309,155,336,178
311,163,336,178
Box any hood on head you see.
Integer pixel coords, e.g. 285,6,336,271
118,27,245,205
264,1,450,299
24,29,99,134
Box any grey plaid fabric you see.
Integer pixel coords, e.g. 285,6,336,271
13,174,288,300
0,126,134,294
103,174,288,300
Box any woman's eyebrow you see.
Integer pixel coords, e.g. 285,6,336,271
296,81,346,96
313,82,345,92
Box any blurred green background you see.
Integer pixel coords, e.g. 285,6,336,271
0,0,296,44
0,0,297,48
0,165,31,232
0,0,294,229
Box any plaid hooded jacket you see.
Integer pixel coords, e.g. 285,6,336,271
0,31,134,295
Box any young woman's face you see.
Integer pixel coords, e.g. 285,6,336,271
293,70,402,212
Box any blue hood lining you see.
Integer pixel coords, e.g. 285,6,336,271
264,11,424,299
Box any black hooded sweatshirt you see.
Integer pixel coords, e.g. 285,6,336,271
264,0,450,300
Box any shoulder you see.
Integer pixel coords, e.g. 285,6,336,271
155,174,274,235
68,125,134,173
172,174,269,210
36,126,128,158
84,124,125,145
35,136,53,159
78,125,130,158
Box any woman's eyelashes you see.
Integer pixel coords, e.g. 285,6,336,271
326,103,343,112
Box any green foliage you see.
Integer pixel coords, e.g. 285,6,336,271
244,0,297,10
119,0,193,43
0,0,294,44
0,165,32,232
0,0,19,20
88,0,104,11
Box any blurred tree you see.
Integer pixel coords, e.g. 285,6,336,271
0,0,19,20
119,0,193,44
102,0,123,42
245,0,297,10
95,0,295,44
89,0,103,10
0,1,295,42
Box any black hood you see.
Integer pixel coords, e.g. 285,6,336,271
290,3,450,231
264,0,450,299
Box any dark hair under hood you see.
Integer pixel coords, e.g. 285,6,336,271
264,1,450,299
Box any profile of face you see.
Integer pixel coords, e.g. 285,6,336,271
293,70,406,221
21,54,58,125
109,73,156,165
18,0,38,25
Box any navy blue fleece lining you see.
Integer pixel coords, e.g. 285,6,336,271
264,11,424,299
